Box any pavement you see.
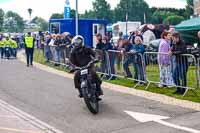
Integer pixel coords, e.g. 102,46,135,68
0,100,44,133
0,57,200,133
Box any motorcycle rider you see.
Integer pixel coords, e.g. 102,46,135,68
3,35,12,59
69,35,103,98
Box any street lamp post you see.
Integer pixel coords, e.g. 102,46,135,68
75,0,78,35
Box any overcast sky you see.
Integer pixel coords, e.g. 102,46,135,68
0,0,187,20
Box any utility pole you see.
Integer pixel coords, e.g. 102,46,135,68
125,0,128,36
144,12,146,24
75,0,78,35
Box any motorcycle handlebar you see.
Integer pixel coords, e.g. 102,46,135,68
73,59,100,71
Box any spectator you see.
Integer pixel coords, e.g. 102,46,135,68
115,32,123,50
129,30,143,45
131,36,145,83
59,34,67,63
95,33,107,77
105,32,112,41
49,34,56,46
168,30,176,85
122,38,134,78
102,36,115,80
158,31,174,88
35,33,40,48
49,34,56,58
102,36,113,51
62,34,72,46
54,34,62,66
115,32,124,71
96,33,104,49
169,32,188,95
128,31,135,43
44,34,52,62
64,34,73,58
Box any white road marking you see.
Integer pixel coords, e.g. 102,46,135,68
0,127,42,133
125,111,200,133
0,115,18,118
0,99,64,133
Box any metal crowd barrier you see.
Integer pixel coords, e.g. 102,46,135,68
39,46,199,96
94,49,147,87
106,50,146,87
144,52,198,96
94,49,111,79
47,45,72,66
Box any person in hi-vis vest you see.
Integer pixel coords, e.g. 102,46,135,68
10,36,18,58
0,35,4,59
24,32,35,67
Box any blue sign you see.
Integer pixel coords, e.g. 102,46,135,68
64,7,70,18
64,0,70,19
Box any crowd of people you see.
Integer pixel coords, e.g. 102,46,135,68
93,30,198,95
43,32,73,65
0,34,18,59
37,29,200,95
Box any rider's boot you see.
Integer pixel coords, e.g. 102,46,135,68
96,83,103,96
77,88,83,98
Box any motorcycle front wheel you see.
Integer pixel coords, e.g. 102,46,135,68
82,87,99,114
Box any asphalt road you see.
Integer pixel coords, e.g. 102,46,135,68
0,59,200,133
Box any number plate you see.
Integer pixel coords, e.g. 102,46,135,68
81,69,88,75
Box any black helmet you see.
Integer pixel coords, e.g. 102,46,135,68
72,35,84,47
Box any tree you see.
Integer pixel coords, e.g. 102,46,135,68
149,7,187,19
163,15,184,25
50,13,63,19
151,10,176,24
186,0,194,18
113,0,150,23
27,8,33,20
4,11,24,32
80,10,96,19
0,9,4,32
92,0,112,22
70,9,76,18
32,17,48,31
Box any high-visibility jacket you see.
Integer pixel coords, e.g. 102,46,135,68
4,39,12,47
0,40,4,48
25,36,34,48
11,39,18,49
